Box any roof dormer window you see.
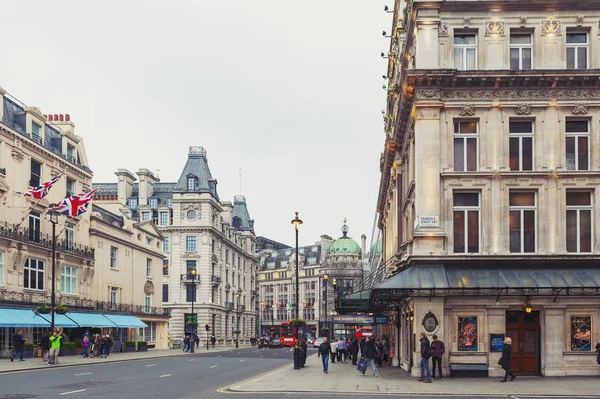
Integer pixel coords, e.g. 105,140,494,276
148,198,158,209
233,217,241,229
187,175,197,191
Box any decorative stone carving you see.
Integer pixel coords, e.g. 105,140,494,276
459,103,476,116
201,232,209,245
515,103,532,115
541,20,561,36
11,148,24,162
441,89,600,101
438,21,449,37
485,21,505,36
520,16,527,28
463,16,470,28
144,281,154,294
416,89,441,100
572,103,589,115
576,15,584,27
415,108,440,120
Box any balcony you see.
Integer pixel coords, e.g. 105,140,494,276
0,221,94,260
180,274,200,283
211,275,221,286
240,304,246,312
225,302,234,309
250,289,258,297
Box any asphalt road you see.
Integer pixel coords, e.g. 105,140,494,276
0,347,597,399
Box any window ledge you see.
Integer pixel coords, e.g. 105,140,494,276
110,268,120,271
563,351,597,356
449,351,487,356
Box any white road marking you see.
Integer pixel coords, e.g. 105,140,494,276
239,359,245,362
260,356,264,358
74,372,92,376
188,359,195,362
60,389,87,395
217,355,222,358
145,364,156,367
237,352,241,354
159,374,172,378
209,365,217,368
510,396,520,399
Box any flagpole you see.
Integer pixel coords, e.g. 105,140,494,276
14,197,45,228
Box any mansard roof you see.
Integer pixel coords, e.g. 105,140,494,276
173,146,219,200
232,195,254,232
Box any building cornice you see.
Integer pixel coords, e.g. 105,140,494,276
88,228,165,259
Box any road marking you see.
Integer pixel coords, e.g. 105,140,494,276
188,359,195,362
239,359,245,362
209,365,217,368
145,364,156,367
260,356,264,358
74,372,92,376
60,389,87,395
510,396,520,399
217,355,222,358
159,374,172,378
237,352,241,354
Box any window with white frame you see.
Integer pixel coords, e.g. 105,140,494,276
187,177,196,191
141,211,151,221
144,294,152,313
453,192,480,253
29,211,41,243
509,192,536,253
60,266,77,294
509,120,534,171
0,252,4,286
148,198,158,209
66,177,75,197
566,32,588,69
146,258,152,277
163,237,169,253
159,211,169,226
510,33,532,70
65,224,74,250
110,287,119,309
24,259,44,290
566,119,590,171
139,321,157,342
32,122,41,143
453,121,478,171
566,192,592,253
128,198,138,209
186,236,197,252
30,159,41,187
110,246,118,269
454,34,477,70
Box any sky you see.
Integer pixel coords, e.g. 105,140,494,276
1,0,392,248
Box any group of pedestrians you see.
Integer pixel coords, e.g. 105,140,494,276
317,335,392,377
417,333,445,383
81,330,113,358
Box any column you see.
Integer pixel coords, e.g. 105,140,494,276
415,10,440,69
542,307,566,376
487,306,508,377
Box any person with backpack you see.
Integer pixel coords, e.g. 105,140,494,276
10,330,26,362
430,334,445,379
417,332,433,383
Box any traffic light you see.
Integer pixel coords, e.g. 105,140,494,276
205,324,210,331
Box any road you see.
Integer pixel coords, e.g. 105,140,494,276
0,347,596,399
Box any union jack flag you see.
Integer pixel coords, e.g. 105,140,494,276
17,174,61,199
50,189,97,217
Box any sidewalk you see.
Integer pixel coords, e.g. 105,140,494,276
228,354,600,397
0,345,251,374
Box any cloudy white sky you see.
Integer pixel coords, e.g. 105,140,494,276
2,0,392,248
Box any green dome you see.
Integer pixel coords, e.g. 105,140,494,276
371,238,382,254
328,237,362,255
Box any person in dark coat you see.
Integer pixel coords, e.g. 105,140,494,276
361,336,378,377
350,338,359,365
300,337,308,367
430,334,445,379
417,332,432,383
596,342,600,368
317,337,332,373
10,330,26,362
41,330,51,363
501,337,516,382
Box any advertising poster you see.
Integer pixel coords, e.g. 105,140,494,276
458,316,478,351
571,316,591,351
490,333,504,352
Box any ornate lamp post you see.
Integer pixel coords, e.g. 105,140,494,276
259,301,264,338
190,268,197,353
323,274,328,340
235,292,240,349
291,212,303,370
48,209,59,331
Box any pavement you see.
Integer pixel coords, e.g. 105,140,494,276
0,344,251,373
227,353,600,398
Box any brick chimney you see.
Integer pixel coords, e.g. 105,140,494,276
115,169,136,203
136,169,156,207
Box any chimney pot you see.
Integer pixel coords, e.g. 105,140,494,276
43,114,47,119
53,114,59,120
65,114,70,121
59,114,64,121
48,114,53,121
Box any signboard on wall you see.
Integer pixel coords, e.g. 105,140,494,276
331,315,374,324
490,333,504,352
415,216,439,228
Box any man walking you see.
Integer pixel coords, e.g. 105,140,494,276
337,337,346,363
360,336,378,377
317,337,332,373
48,330,63,365
330,338,338,363
41,330,51,363
300,337,308,367
350,338,359,365
210,334,216,349
417,332,433,383
431,334,445,379
10,330,26,362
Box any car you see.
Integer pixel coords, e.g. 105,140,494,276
258,338,270,349
270,338,283,348
313,338,324,348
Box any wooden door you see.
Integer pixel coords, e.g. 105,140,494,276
506,311,539,375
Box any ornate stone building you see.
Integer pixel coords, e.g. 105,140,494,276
368,0,600,378
94,147,259,345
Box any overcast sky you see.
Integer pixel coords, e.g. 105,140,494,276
2,0,392,248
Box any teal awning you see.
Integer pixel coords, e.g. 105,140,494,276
67,312,117,328
35,313,79,328
0,308,50,327
103,315,147,328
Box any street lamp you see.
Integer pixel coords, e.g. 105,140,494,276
259,301,264,338
291,212,303,370
48,209,59,331
190,268,197,353
323,274,328,340
235,292,240,348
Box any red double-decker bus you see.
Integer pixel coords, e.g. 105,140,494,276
280,321,297,347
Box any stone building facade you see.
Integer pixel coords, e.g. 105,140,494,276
94,147,259,345
0,86,168,353
371,0,600,377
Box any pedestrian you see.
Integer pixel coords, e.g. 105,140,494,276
344,338,350,362
100,335,108,358
431,334,445,379
337,337,346,363
194,334,200,349
500,337,516,382
210,334,216,349
41,330,51,363
359,337,366,359
330,338,338,363
93,334,101,357
82,336,90,358
596,342,600,373
317,337,332,373
375,338,384,367
350,337,359,365
388,344,395,366
48,330,63,365
382,337,389,365
360,336,378,377
10,330,26,362
183,335,190,352
105,335,113,357
417,332,433,383
82,330,91,343
300,337,308,367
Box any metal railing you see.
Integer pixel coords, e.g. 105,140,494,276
180,274,200,283
225,302,234,309
211,275,221,285
0,221,95,260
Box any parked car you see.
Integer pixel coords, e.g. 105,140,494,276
258,338,270,349
313,338,324,348
270,338,283,348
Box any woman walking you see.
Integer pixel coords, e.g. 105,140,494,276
500,337,516,382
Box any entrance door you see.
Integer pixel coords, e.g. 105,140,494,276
506,311,539,375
